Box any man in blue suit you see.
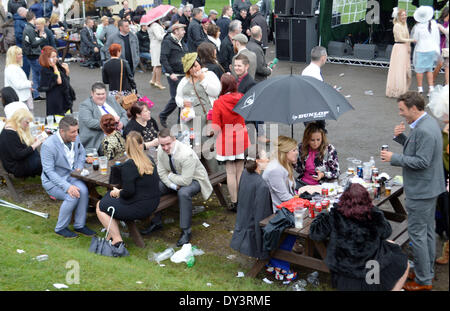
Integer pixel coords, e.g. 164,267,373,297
40,116,96,238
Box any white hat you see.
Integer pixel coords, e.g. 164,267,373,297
413,6,434,24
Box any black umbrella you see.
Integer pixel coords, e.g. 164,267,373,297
233,75,354,127
94,0,117,7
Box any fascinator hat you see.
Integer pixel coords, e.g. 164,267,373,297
414,6,434,24
392,7,399,19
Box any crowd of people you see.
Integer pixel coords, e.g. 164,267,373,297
0,1,449,292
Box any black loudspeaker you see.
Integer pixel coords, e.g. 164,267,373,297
274,0,293,16
275,17,291,60
293,0,319,17
290,17,319,63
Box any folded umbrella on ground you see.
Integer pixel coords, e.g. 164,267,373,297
89,206,129,257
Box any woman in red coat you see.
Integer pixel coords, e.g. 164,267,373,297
212,73,250,211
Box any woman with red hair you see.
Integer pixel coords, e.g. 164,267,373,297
38,45,75,116
212,73,250,211
100,114,126,160
102,43,136,94
309,183,410,291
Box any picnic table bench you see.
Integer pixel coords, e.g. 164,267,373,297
247,184,408,277
71,152,227,248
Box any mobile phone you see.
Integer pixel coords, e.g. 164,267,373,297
312,174,318,178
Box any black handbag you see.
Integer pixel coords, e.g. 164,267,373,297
109,163,122,187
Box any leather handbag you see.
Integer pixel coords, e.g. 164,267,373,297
115,60,138,110
109,162,122,187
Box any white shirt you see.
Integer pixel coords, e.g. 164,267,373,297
411,20,441,54
301,62,323,81
4,64,33,102
4,101,30,120
56,130,75,169
97,102,119,118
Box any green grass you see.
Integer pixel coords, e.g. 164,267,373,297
0,176,333,291
0,203,279,291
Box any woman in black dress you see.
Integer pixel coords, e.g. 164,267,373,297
0,108,43,178
123,101,159,150
102,43,136,94
96,131,161,247
309,183,410,291
38,46,75,116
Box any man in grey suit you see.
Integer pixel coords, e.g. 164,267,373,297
143,128,213,247
381,91,445,291
78,82,128,152
40,116,96,238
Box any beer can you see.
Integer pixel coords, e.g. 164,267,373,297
321,188,328,196
315,202,322,213
309,206,315,219
357,165,363,178
381,144,389,151
321,200,329,210
372,168,379,179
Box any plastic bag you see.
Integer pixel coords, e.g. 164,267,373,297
170,243,194,263
180,107,195,123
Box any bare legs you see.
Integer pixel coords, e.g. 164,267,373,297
151,66,165,89
96,201,123,244
225,160,244,203
416,71,434,93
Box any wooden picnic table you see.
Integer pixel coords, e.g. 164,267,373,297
247,184,408,277
59,38,81,62
71,148,228,248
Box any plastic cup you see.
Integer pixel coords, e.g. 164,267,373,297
99,156,108,175
294,207,306,229
54,115,63,124
46,115,54,126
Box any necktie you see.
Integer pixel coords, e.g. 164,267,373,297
65,142,72,150
168,154,177,174
101,105,110,114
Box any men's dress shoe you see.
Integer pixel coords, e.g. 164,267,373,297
140,223,163,235
403,280,432,291
74,226,96,237
159,116,168,128
55,228,78,238
34,96,46,101
176,230,191,247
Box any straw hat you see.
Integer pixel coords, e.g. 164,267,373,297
413,6,434,23
182,52,198,73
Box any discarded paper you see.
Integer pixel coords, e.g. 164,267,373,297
237,272,245,278
263,278,273,284
202,222,210,228
16,249,25,254
53,283,68,289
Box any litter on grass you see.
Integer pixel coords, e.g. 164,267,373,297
263,278,273,284
53,283,68,289
237,272,245,278
16,249,25,254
